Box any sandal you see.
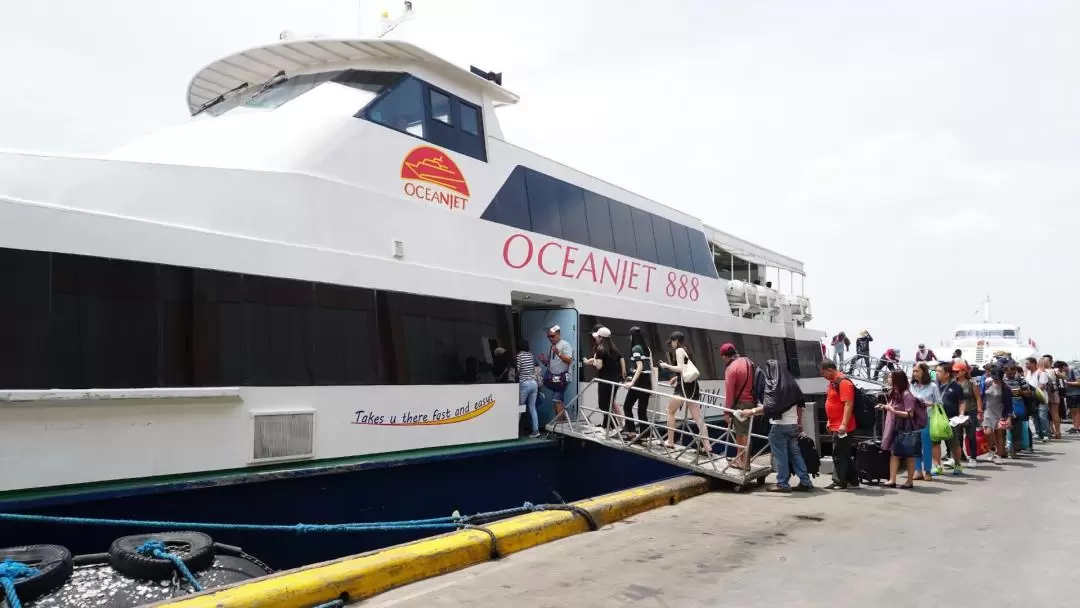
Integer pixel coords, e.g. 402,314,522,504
883,482,897,488
901,483,914,489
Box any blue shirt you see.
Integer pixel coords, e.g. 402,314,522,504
1067,369,1080,397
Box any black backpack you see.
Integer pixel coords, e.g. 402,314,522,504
832,377,878,431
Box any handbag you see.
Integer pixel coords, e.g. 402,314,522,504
892,418,921,458
1011,396,1026,419
680,349,701,383
928,403,953,442
543,370,568,391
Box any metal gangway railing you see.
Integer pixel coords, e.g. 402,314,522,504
546,378,772,490
835,354,914,386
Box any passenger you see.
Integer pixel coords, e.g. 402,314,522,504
1043,355,1063,439
820,360,859,490
1003,363,1034,456
850,329,873,376
882,369,920,488
831,331,850,364
934,363,966,475
954,362,981,466
622,326,654,440
583,327,625,435
516,339,541,438
741,362,814,493
915,344,937,362
952,348,964,362
981,365,1010,463
718,342,756,469
1024,357,1051,442
659,332,710,454
873,347,900,381
539,325,574,422
909,363,941,481
1058,361,1080,434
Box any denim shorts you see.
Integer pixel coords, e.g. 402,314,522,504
549,387,566,404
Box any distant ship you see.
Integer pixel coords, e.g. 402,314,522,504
947,296,1038,367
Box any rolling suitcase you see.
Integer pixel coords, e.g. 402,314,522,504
796,433,821,477
855,410,890,484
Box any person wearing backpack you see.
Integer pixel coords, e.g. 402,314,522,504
741,360,813,493
820,360,859,489
719,342,757,470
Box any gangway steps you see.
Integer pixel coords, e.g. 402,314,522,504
546,379,772,490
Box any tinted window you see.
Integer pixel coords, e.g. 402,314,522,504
0,246,518,389
367,76,426,138
657,324,713,381
651,215,677,269
609,201,638,259
670,223,694,273
631,209,658,264
525,169,563,239
558,182,589,246
430,90,452,124
583,192,615,253
796,340,823,379
688,229,718,278
707,331,745,380
460,103,480,135
741,334,773,368
481,165,531,231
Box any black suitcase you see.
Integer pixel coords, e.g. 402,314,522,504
795,434,821,477
855,410,890,484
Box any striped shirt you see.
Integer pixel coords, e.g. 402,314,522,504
516,351,537,384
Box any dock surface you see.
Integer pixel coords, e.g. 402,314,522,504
367,435,1080,608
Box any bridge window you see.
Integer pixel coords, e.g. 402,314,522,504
430,90,452,124
362,76,487,161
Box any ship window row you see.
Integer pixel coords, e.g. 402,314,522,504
954,329,1016,339
0,248,513,390
577,314,821,381
481,166,718,278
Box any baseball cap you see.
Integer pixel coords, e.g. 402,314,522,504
592,327,611,339
951,361,968,373
719,342,737,357
547,325,561,335
918,343,925,348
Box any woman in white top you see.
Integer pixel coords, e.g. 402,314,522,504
658,331,709,452
909,362,940,481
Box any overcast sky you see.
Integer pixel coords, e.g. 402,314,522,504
2,0,1078,358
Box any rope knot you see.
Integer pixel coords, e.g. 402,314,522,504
0,559,39,608
134,539,203,592
0,559,38,581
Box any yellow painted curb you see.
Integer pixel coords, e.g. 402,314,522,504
149,474,711,608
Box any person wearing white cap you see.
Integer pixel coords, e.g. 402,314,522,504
584,326,627,434
538,325,574,421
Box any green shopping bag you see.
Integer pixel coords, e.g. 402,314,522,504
929,403,953,442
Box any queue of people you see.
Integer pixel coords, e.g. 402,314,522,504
821,350,1080,490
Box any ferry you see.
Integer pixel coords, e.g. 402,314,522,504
0,30,824,569
948,296,1038,366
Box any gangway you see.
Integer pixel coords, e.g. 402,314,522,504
546,379,772,491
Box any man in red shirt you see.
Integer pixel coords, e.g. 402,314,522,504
821,360,859,489
721,343,756,470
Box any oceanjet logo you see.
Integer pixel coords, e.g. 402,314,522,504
400,145,470,210
352,394,495,427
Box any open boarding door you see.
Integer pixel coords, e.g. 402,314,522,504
518,306,579,428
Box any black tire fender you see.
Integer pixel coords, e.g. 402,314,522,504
108,531,215,581
0,544,73,605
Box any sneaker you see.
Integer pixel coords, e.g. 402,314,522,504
529,432,541,438
767,484,792,493
931,466,943,476
942,458,956,469
952,465,963,475
966,459,977,469
991,454,1002,465
793,483,814,492
824,482,847,490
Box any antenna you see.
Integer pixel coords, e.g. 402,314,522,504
378,1,416,38
983,294,991,323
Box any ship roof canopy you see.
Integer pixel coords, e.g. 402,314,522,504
703,224,804,275
186,38,520,116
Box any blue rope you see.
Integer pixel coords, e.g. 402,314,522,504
0,559,40,608
0,502,543,535
136,540,204,592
